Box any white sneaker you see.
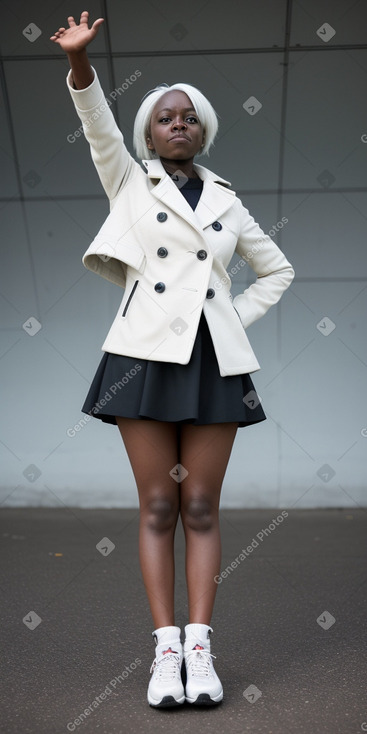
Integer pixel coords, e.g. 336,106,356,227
184,623,223,705
147,626,185,707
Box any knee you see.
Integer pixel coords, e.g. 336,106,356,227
143,496,178,533
181,496,217,532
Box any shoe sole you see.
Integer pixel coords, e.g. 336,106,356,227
186,692,223,706
148,694,185,708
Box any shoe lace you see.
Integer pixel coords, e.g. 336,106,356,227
150,652,182,681
185,649,216,678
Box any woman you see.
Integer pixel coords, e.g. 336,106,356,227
50,11,295,709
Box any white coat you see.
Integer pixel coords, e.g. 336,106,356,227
66,66,295,376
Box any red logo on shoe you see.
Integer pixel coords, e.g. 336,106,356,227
163,646,178,655
192,644,205,650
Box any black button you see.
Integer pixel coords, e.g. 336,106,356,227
212,221,222,231
157,247,168,258
154,282,166,293
197,249,207,260
206,288,215,299
157,212,168,222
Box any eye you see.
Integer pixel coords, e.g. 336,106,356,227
158,115,199,124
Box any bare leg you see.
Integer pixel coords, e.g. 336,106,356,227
115,417,180,629
179,422,238,625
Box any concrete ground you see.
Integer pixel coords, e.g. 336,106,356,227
1,507,366,734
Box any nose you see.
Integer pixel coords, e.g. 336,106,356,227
172,118,187,130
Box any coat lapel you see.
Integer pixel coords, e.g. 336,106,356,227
142,158,236,233
194,175,237,230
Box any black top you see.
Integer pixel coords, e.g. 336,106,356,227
168,173,204,211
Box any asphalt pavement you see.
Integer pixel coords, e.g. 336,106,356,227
1,507,366,734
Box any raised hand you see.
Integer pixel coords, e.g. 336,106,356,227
50,10,104,53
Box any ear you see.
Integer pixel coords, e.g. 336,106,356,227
146,134,154,151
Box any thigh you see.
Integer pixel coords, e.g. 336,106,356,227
179,422,238,507
115,417,180,505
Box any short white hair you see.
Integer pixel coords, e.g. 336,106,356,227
133,83,219,161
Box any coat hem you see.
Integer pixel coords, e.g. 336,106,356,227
99,346,260,376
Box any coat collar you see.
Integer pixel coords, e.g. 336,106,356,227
142,156,232,187
141,157,236,232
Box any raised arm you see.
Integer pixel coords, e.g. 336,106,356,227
50,11,139,201
50,10,102,88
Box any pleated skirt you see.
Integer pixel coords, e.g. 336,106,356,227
81,311,267,428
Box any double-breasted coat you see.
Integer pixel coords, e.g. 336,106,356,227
66,66,295,376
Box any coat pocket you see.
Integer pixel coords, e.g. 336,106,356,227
122,279,139,317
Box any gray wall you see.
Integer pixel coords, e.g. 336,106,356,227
1,0,366,508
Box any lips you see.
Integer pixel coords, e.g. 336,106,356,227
169,135,190,142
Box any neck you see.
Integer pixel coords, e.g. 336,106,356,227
160,157,199,179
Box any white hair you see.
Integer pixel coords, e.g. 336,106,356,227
133,83,219,161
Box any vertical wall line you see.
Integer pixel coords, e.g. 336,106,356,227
276,0,294,504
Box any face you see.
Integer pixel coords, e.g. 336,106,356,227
146,90,205,162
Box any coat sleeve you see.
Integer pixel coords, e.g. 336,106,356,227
66,65,139,202
232,200,295,330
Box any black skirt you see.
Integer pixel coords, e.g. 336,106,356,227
81,311,267,428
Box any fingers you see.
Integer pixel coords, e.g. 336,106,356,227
92,18,105,29
49,11,84,40
49,28,66,40
79,10,90,24
49,11,104,42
